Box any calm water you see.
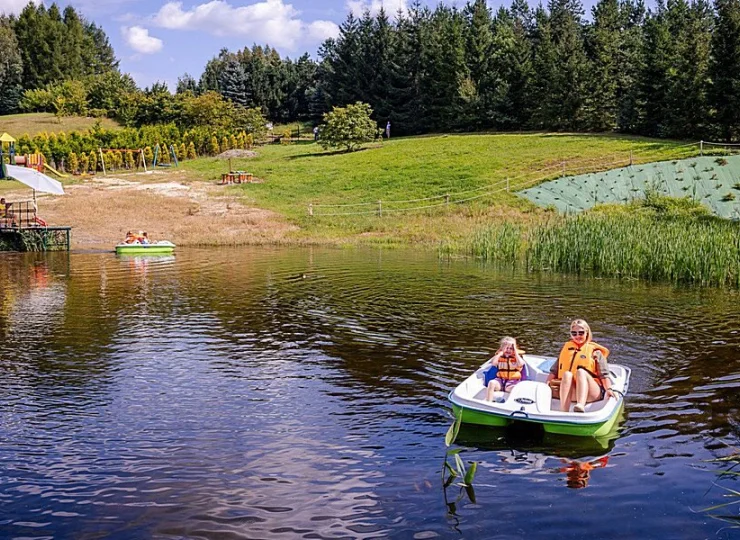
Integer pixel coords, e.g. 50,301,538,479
1,247,739,539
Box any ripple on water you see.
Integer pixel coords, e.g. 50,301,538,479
0,247,739,539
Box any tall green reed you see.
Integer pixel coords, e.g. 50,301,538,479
468,201,740,288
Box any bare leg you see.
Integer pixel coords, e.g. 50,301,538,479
574,370,603,411
486,380,502,401
559,371,574,412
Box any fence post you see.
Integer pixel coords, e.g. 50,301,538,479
700,140,703,156
377,200,382,217
308,203,313,217
629,150,633,166
445,193,450,205
99,148,106,176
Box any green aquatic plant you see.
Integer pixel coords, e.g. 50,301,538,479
702,453,740,530
443,410,477,511
716,157,729,166
722,193,736,202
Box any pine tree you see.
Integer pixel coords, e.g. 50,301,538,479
548,0,590,130
639,6,674,136
666,0,712,138
583,0,621,130
616,0,647,133
490,2,535,129
219,57,249,107
710,0,740,140
464,0,494,128
0,18,24,114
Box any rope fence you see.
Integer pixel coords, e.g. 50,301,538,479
306,140,735,218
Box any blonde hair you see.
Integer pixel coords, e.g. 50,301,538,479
570,319,592,343
499,336,517,349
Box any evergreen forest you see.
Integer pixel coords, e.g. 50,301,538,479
4,0,740,141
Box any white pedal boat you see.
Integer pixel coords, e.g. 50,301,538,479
448,355,631,437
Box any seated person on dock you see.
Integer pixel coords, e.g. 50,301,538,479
0,197,14,220
546,319,615,413
485,336,525,401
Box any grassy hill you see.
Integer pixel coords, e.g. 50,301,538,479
0,113,121,137
181,132,692,243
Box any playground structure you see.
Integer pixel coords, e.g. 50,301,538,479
1,132,68,178
152,144,179,168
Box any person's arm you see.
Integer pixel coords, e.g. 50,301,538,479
594,350,615,397
489,351,502,365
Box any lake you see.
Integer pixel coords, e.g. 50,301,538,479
1,247,739,539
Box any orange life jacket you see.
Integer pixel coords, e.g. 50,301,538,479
497,354,523,381
556,341,609,380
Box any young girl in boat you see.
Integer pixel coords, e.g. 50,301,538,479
485,336,525,401
547,319,615,413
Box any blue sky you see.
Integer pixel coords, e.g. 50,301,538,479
1,0,602,91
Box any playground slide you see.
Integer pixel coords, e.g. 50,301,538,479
43,163,68,178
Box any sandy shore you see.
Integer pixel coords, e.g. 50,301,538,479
11,169,298,249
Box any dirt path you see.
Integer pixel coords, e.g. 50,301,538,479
10,170,298,249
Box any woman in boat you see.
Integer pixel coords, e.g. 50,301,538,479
485,336,525,401
547,319,615,413
124,231,136,244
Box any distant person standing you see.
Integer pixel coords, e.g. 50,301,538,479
386,120,391,139
313,126,319,141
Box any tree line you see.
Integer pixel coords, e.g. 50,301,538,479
4,0,740,141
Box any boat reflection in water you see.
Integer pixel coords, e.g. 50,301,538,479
450,418,621,493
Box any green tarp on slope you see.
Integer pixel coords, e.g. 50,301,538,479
518,155,740,219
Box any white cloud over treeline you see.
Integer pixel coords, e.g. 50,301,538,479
152,0,339,49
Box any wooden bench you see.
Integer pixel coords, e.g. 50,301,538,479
219,171,254,185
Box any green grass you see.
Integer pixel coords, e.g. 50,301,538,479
0,113,121,138
180,132,688,242
464,196,740,287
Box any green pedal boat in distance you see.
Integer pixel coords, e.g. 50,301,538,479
115,241,176,255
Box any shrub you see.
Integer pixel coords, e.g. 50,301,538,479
319,101,376,152
67,152,79,174
78,153,89,174
187,141,197,159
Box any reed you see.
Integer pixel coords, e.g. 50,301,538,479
468,198,740,288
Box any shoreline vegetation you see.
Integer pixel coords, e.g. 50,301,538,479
2,130,739,288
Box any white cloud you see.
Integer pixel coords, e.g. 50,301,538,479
346,0,407,17
152,0,339,49
122,26,164,54
0,0,41,16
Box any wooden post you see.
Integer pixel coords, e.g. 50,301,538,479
629,150,633,166
228,157,232,173
308,203,313,217
700,140,703,156
377,200,382,217
445,193,450,205
140,149,148,172
99,148,106,176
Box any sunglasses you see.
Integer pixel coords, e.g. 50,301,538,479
570,330,586,336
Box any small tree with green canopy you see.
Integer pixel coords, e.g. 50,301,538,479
319,102,376,152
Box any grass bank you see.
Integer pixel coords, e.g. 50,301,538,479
0,113,121,137
180,133,687,244
461,196,740,287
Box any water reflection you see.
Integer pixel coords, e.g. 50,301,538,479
0,247,738,538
